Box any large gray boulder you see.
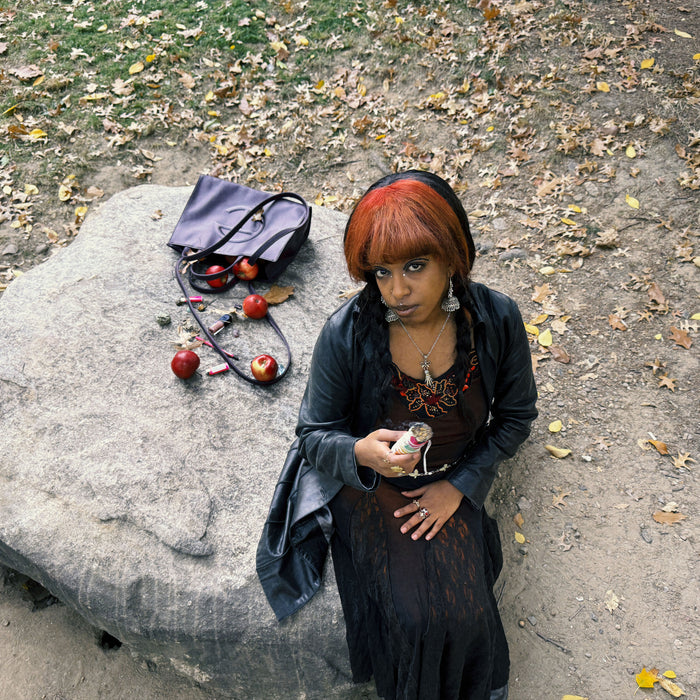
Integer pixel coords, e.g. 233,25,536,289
0,185,368,697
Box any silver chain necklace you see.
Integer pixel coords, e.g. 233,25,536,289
396,312,452,388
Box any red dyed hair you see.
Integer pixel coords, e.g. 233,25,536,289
344,179,472,282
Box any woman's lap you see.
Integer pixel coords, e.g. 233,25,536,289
330,480,508,700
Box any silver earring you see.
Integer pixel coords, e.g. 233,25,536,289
381,297,399,322
441,278,460,313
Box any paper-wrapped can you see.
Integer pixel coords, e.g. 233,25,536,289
390,422,433,455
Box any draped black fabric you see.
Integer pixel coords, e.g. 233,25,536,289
330,482,508,700
328,357,509,700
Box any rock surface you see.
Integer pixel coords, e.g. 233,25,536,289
0,185,365,698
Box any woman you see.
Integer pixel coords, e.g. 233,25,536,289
258,171,537,700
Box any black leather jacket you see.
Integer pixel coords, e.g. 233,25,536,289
257,282,537,620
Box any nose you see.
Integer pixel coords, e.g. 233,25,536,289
390,274,410,302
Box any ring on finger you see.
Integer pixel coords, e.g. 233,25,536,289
418,507,430,519
412,499,421,509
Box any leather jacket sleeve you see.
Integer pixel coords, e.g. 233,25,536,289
295,302,380,492
447,287,538,509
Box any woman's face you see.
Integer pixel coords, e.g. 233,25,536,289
370,255,452,326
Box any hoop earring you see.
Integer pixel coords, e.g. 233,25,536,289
441,278,460,313
381,297,399,322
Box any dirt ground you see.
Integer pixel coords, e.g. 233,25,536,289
1,0,698,698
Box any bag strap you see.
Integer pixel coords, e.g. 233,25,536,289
175,252,292,385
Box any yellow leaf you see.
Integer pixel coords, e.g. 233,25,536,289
636,668,659,688
129,62,144,75
531,314,549,325
295,35,309,46
538,329,553,347
625,194,640,209
691,313,700,320
24,184,39,195
33,75,45,87
694,53,700,60
663,671,677,679
641,58,655,69
29,128,47,140
58,185,72,201
538,265,556,276
674,29,693,39
486,125,495,132
626,145,636,158
524,323,540,336
205,91,215,102
146,53,156,62
545,444,571,458
514,531,526,544
596,81,610,92
658,675,685,697
562,696,589,700
549,420,563,433
561,218,577,226
568,204,582,213
97,24,107,32
75,205,88,217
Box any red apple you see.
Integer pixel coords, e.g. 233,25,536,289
232,257,259,280
171,350,200,379
251,354,278,382
205,264,228,288
242,293,268,319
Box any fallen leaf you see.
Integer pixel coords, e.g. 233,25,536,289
538,329,553,347
626,144,636,158
604,589,619,613
546,445,571,459
263,285,294,305
657,375,677,392
652,511,687,525
129,61,144,75
513,512,524,528
658,675,685,697
669,326,692,349
636,667,658,688
58,184,72,201
625,194,640,209
647,282,666,305
674,29,693,38
514,531,526,544
648,439,669,454
532,283,553,303
608,314,628,331
641,58,655,69
552,490,571,508
549,420,563,433
561,696,589,700
672,453,695,469
524,323,540,336
596,81,610,92
548,345,570,363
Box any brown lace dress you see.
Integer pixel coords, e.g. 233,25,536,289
329,351,509,700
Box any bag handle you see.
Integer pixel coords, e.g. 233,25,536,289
175,255,292,386
184,191,309,293
180,191,309,263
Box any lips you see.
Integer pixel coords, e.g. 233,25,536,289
394,305,417,317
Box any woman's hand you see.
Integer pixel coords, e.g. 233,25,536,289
394,480,464,540
354,429,421,478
